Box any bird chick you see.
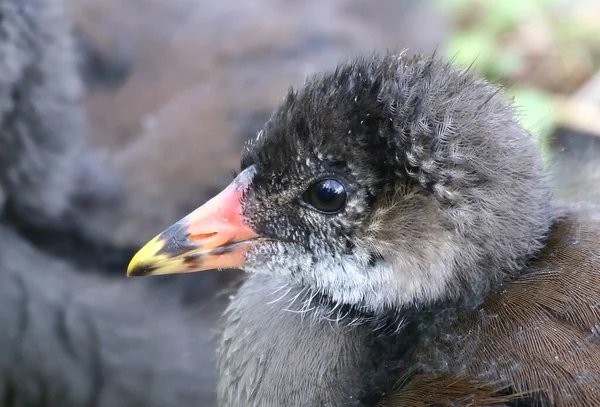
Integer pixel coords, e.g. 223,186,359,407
129,53,553,312
129,53,600,406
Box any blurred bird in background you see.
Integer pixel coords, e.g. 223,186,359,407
1,0,599,406
0,0,218,405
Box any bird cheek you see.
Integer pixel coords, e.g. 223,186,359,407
243,240,286,274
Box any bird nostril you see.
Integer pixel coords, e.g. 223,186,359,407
189,232,218,242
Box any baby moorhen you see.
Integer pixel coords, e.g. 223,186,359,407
128,53,600,406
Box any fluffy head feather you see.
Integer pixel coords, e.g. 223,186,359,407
238,52,554,313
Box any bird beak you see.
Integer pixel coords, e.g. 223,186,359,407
127,166,263,277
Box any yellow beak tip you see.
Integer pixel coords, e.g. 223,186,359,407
126,236,166,277
126,262,148,277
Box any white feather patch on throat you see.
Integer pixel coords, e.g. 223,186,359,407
251,239,459,314
307,246,457,313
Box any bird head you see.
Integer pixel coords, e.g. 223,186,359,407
128,53,553,313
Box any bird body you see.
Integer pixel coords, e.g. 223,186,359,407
130,53,600,406
217,209,600,407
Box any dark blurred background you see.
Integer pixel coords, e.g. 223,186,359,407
0,0,599,405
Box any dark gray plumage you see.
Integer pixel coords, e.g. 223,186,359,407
0,224,216,406
0,0,218,405
218,274,376,406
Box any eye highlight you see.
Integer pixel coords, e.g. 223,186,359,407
301,179,347,213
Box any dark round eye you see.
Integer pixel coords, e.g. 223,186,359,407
302,179,347,213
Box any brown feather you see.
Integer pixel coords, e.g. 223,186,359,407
378,374,515,407
409,212,600,406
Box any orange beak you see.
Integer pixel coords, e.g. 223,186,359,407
127,166,263,277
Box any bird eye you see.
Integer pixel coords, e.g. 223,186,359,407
302,179,347,213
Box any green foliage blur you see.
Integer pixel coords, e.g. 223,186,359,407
436,0,600,151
